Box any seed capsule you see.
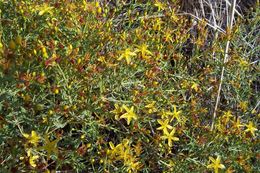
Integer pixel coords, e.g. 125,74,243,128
9,40,16,50
15,35,22,45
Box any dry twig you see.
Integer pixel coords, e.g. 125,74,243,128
211,0,237,131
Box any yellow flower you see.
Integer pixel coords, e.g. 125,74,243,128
124,156,141,173
191,82,199,92
42,46,48,59
232,118,243,130
111,103,123,120
153,18,163,30
120,105,138,125
167,105,182,122
222,111,233,123
118,48,137,65
97,6,102,14
170,10,178,22
29,155,39,167
53,88,59,94
95,1,100,8
239,101,248,112
207,156,225,173
135,44,153,59
0,41,3,54
164,31,173,43
245,121,257,137
157,119,173,134
238,58,249,68
145,101,157,113
122,147,132,161
39,135,60,159
159,109,168,119
66,44,73,56
121,31,127,41
108,141,118,157
97,56,106,63
154,0,165,11
108,139,130,158
161,128,179,147
36,4,54,16
27,149,39,168
23,131,40,146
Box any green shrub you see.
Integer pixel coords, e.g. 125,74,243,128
0,0,258,172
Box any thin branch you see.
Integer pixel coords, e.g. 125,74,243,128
199,0,205,18
211,0,237,131
179,12,225,33
252,100,260,112
223,0,243,17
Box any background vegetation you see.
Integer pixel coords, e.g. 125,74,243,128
0,0,259,172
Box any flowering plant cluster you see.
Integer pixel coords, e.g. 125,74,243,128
0,0,259,172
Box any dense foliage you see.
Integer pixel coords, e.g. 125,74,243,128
0,0,259,172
